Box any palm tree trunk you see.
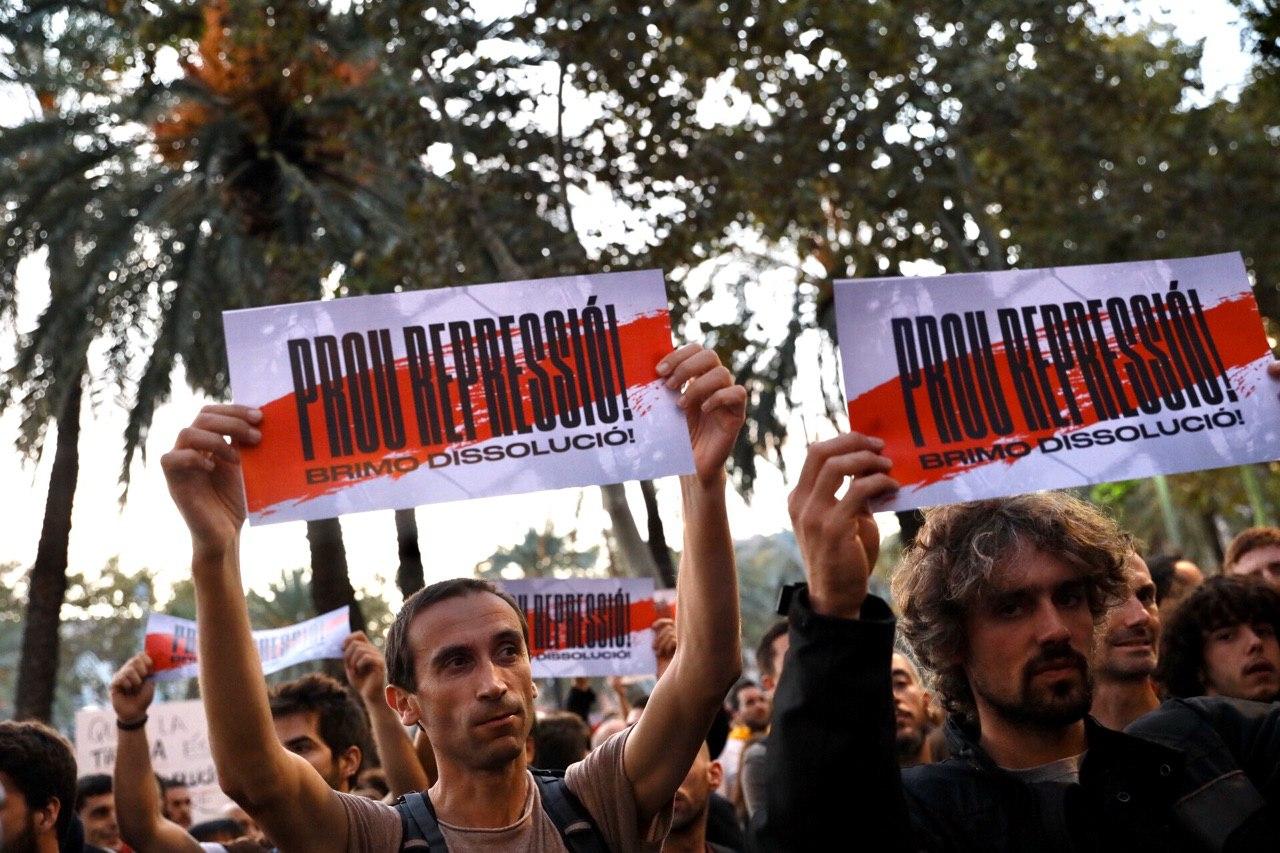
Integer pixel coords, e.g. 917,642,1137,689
394,508,425,598
307,517,366,632
600,483,661,580
14,377,83,721
638,480,676,588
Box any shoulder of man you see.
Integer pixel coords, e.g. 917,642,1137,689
564,725,673,851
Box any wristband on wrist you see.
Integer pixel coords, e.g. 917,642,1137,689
116,715,148,731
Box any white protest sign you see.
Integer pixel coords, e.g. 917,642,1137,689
74,700,228,824
835,253,1280,510
144,607,349,681
498,578,658,678
222,270,692,525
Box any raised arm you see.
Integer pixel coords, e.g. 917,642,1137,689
110,654,202,853
344,631,432,795
161,405,350,849
753,432,913,851
624,343,746,824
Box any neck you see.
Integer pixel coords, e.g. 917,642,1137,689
899,736,933,768
977,713,1087,770
37,835,60,853
429,757,530,828
1090,676,1160,731
662,817,708,853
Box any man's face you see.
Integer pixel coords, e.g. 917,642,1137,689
161,784,193,828
78,791,120,849
670,745,721,834
735,686,771,733
398,592,536,773
1202,620,1280,702
1229,544,1280,591
1095,554,1160,681
1165,560,1205,611
965,544,1095,730
1,772,42,853
272,712,350,793
761,633,790,693
891,653,931,762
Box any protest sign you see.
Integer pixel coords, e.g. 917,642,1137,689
144,607,349,681
223,270,692,525
835,253,1280,510
75,700,227,823
498,578,658,677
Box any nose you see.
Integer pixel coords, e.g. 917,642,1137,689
1241,625,1264,652
475,657,508,700
1034,598,1072,644
1120,594,1150,628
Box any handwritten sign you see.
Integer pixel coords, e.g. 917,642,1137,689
835,253,1280,509
223,270,693,524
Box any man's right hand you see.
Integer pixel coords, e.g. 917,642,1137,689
160,404,262,554
110,653,156,724
787,432,899,619
343,631,388,707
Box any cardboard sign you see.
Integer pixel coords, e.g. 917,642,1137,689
74,700,228,823
223,270,693,524
144,607,349,681
835,253,1280,510
498,578,658,677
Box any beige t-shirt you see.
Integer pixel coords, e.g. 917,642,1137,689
339,727,672,852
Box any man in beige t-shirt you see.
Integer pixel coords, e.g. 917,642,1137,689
163,342,746,852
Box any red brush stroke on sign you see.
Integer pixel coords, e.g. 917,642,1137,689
240,311,674,517
144,632,197,673
848,292,1266,492
525,598,658,658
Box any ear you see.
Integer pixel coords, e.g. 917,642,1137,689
532,681,540,699
389,684,422,727
337,745,362,789
707,760,723,790
33,796,61,834
760,674,776,694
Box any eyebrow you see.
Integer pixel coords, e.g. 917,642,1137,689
283,736,319,750
430,628,525,670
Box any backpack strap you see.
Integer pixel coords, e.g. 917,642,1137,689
394,791,448,851
530,769,611,853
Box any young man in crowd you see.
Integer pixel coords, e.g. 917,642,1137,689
161,342,745,851
661,743,735,853
756,431,1280,851
1157,575,1280,703
76,775,124,851
157,779,193,831
529,711,592,772
0,720,78,853
1146,551,1205,614
890,652,934,767
1223,526,1280,591
1090,552,1162,730
732,623,788,819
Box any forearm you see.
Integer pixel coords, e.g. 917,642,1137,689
115,729,201,853
192,539,291,804
365,699,430,796
669,473,741,695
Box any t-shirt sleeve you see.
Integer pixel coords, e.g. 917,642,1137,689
337,791,403,852
565,726,673,852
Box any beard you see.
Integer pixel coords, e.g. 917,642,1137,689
895,727,926,764
3,813,39,853
975,644,1093,730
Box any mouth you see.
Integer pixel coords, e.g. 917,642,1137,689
1243,660,1277,678
476,710,520,729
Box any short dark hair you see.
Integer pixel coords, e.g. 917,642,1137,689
1146,552,1182,603
385,577,530,692
531,711,591,772
269,673,371,789
157,775,187,794
189,818,243,843
1156,575,1280,698
728,678,760,712
1225,527,1280,571
75,773,113,813
0,720,78,842
755,619,789,680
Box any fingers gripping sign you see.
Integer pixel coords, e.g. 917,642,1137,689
788,433,900,619
656,344,748,483
161,404,263,551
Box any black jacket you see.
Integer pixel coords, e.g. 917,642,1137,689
752,589,1280,852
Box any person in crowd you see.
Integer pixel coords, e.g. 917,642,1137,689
352,768,390,801
662,743,736,853
156,778,193,831
76,775,124,852
733,622,789,819
754,621,790,695
718,678,769,802
1090,552,1162,730
219,804,266,847
530,711,592,772
185,820,240,844
266,672,370,795
756,431,1280,850
1156,575,1280,703
0,719,78,853
161,342,745,850
565,676,631,724
1146,551,1205,613
890,652,935,767
1223,526,1280,591
341,630,433,795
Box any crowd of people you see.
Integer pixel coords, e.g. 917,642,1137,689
3,345,1280,851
